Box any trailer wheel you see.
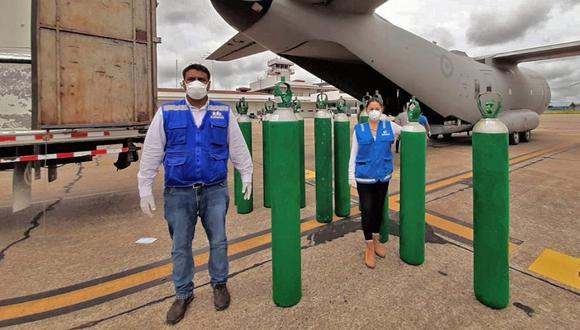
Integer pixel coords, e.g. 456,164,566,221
509,131,520,145
519,130,531,143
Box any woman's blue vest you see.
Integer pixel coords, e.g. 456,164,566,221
162,99,230,187
354,121,395,184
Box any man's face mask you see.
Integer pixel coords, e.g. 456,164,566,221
185,80,208,100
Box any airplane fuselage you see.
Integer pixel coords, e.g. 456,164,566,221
211,0,549,134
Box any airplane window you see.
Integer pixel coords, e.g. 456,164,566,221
486,85,492,92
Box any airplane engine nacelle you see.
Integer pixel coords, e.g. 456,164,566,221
498,109,540,134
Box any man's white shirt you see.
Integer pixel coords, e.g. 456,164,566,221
137,99,253,198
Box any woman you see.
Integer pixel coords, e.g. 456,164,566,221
349,98,402,268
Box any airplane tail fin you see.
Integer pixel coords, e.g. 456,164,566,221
474,41,580,65
207,32,267,61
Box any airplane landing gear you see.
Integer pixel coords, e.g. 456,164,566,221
519,130,531,142
509,131,520,145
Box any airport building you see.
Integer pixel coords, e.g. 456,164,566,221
158,58,359,117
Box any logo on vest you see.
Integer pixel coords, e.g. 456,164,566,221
381,130,391,136
211,111,224,120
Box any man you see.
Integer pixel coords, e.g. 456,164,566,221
138,64,253,324
419,112,432,137
393,110,408,153
394,107,431,152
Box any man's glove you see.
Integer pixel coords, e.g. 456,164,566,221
140,195,156,217
242,182,252,200
349,179,357,188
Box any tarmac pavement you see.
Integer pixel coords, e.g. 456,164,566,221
0,114,578,329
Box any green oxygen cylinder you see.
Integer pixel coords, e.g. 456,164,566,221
314,92,333,223
358,92,372,123
234,97,253,214
262,98,275,208
359,110,369,124
333,97,350,217
293,97,306,209
473,93,510,309
380,187,390,243
399,97,426,266
270,80,301,307
379,113,391,242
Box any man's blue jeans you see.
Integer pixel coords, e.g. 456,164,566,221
163,181,229,300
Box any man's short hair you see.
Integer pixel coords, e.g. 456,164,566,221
182,63,211,81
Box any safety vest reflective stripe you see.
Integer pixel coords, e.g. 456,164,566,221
355,174,391,184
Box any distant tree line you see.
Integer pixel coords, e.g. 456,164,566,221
548,102,578,110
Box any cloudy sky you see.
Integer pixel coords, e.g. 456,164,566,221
156,0,580,105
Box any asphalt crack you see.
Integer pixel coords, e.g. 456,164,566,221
0,164,84,264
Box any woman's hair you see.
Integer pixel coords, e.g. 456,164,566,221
366,97,384,109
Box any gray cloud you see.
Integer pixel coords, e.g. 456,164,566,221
522,58,580,105
466,0,580,47
466,1,554,46
155,0,320,90
155,0,579,105
426,26,455,49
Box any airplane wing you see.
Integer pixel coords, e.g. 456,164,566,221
474,41,580,64
293,0,388,14
207,32,267,61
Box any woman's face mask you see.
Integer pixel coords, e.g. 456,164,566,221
367,101,383,121
368,106,383,121
368,110,382,121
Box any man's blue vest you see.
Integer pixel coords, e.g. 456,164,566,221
162,99,230,187
354,121,395,184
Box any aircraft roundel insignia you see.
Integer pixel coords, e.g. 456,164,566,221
440,55,454,78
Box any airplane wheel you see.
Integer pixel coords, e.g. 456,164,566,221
509,132,520,145
519,130,531,142
429,134,439,140
442,133,452,140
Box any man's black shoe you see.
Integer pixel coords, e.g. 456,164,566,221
166,295,194,325
213,284,230,311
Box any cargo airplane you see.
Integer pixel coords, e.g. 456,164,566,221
207,0,580,144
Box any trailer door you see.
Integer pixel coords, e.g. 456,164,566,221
33,0,158,128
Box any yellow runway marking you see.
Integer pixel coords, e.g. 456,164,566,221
0,233,274,322
528,249,580,290
0,145,568,323
425,213,519,254
391,144,571,202
0,264,172,321
351,183,519,254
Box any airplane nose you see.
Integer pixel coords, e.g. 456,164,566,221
210,0,273,32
